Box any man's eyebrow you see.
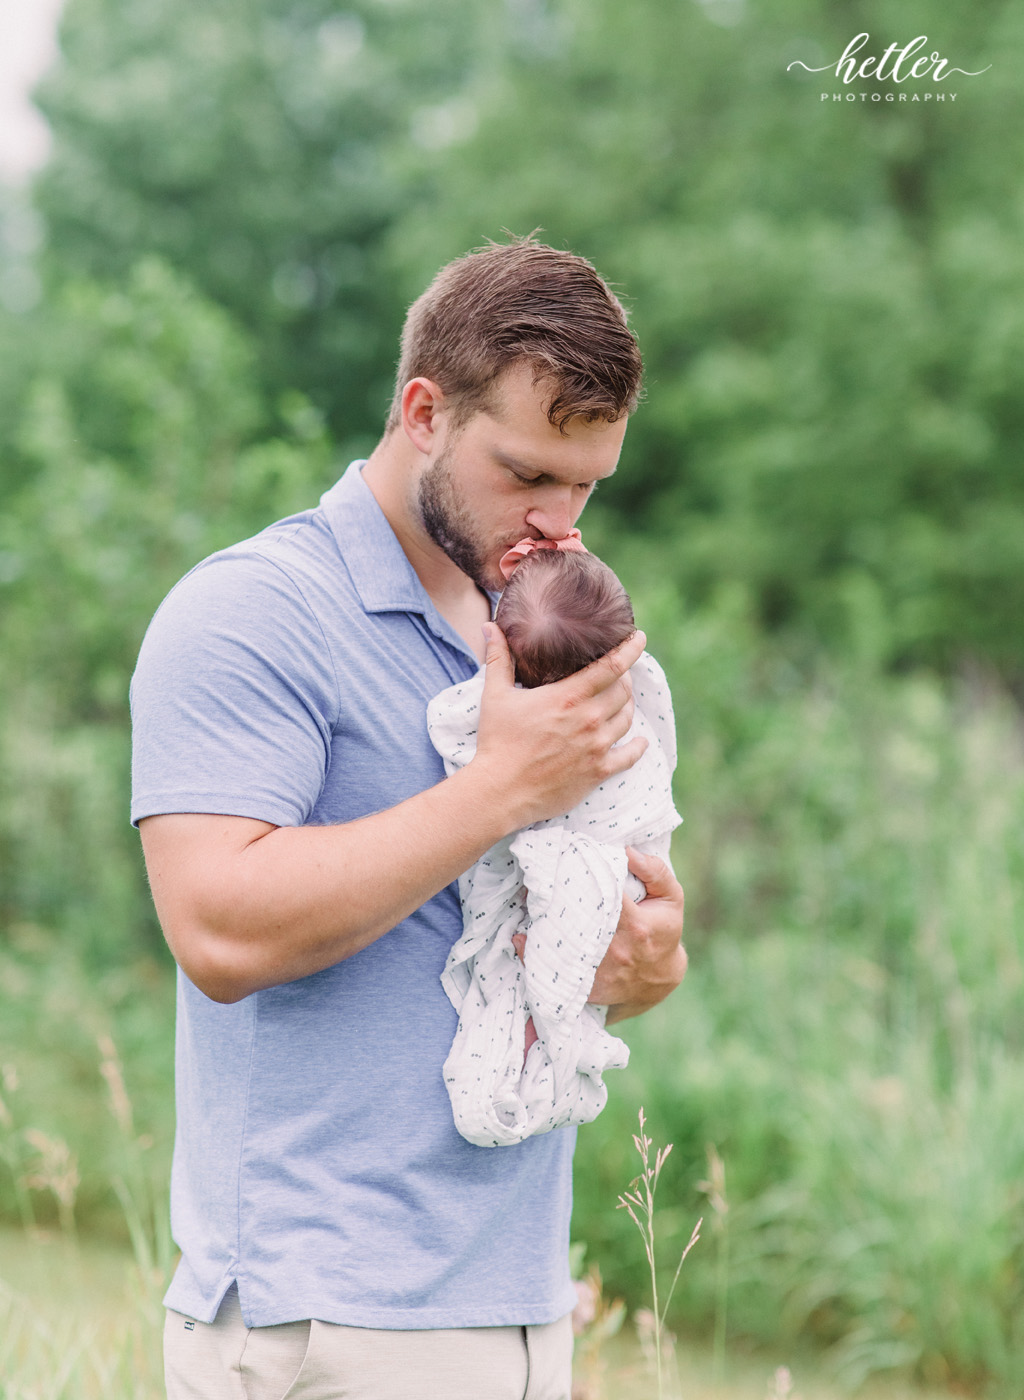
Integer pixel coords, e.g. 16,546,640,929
493,450,544,476
492,449,613,482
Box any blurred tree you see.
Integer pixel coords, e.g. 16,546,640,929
0,258,334,956
33,0,490,447
0,189,49,502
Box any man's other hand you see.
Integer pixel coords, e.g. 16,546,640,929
589,847,686,1023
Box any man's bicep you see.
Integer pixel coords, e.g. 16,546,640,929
139,813,278,960
140,811,276,875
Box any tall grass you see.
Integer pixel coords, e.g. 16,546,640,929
0,943,174,1238
0,949,173,1398
616,1108,701,1399
0,1257,165,1400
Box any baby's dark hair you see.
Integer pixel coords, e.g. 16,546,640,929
494,550,635,688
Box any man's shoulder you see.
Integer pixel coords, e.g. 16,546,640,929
154,503,359,636
135,508,350,702
193,504,338,591
130,510,345,830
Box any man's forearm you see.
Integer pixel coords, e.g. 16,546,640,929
142,761,515,1003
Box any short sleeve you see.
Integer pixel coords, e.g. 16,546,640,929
130,551,339,828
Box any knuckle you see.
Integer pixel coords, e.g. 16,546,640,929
593,758,613,785
596,747,619,777
580,712,604,743
608,937,631,969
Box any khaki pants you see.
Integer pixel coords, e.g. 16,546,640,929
164,1286,573,1400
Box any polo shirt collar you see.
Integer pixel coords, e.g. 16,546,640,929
320,461,495,659
321,460,431,614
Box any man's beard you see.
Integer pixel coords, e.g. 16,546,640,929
417,449,496,592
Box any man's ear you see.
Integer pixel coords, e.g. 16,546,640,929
401,378,447,455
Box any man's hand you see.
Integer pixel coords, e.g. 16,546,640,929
472,622,648,829
589,848,686,1024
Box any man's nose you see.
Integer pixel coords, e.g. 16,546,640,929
525,494,575,541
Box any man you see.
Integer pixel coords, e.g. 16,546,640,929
132,237,686,1400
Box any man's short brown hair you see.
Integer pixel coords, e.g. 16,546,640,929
386,236,643,434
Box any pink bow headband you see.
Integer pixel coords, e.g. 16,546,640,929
498,530,587,582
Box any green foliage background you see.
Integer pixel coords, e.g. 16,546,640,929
1,0,1023,1391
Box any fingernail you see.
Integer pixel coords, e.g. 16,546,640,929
481,623,493,643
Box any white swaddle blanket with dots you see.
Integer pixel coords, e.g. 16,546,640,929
427,651,682,1148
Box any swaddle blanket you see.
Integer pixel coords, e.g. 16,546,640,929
427,651,681,1147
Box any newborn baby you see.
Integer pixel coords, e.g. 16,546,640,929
427,539,681,1148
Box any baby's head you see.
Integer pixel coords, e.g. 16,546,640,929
494,550,635,688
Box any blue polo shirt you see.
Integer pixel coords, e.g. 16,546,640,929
130,461,578,1328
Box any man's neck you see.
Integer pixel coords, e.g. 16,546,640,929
361,440,491,661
